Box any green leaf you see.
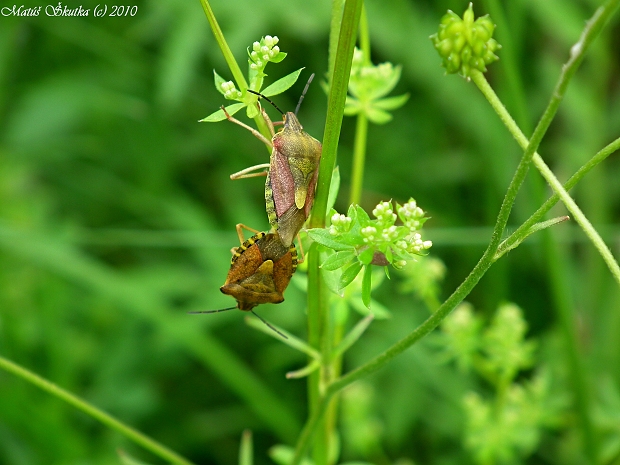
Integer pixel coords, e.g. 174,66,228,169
246,104,259,119
373,93,409,110
368,64,402,100
214,69,228,95
350,295,392,319
365,107,392,124
322,268,344,297
307,229,356,251
239,430,253,465
200,102,245,122
355,205,371,224
495,216,570,260
358,246,375,265
339,261,363,290
321,249,357,271
269,445,314,465
269,51,288,64
262,68,304,97
326,166,340,212
286,360,321,379
361,265,372,308
343,96,362,116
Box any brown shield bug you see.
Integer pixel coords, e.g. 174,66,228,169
189,226,298,338
223,74,322,247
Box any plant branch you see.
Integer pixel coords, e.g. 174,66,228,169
0,355,196,465
472,62,620,285
499,136,620,256
293,2,620,460
199,0,247,90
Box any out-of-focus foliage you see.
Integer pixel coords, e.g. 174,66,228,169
0,0,619,465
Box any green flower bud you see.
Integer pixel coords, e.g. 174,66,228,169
430,2,501,79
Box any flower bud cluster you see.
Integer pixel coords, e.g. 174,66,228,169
220,81,242,100
249,35,281,70
365,199,431,269
397,198,426,231
430,3,501,78
329,213,353,236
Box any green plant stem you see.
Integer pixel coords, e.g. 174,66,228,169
482,0,531,134
348,5,370,206
199,0,271,142
199,0,246,90
304,1,363,465
348,108,368,207
499,136,620,256
471,69,620,285
359,5,370,65
310,0,363,229
0,355,196,465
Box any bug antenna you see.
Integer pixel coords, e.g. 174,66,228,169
247,90,284,115
295,73,315,116
187,306,237,314
251,310,288,339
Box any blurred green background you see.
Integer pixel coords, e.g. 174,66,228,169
1,0,620,464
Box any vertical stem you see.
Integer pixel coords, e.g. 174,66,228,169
305,0,364,464
348,114,368,205
199,0,247,90
349,3,370,207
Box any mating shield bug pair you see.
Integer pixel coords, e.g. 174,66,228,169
224,74,322,247
193,76,318,337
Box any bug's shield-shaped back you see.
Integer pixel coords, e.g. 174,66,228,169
220,232,297,311
267,112,321,246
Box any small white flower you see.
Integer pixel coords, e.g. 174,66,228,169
264,35,274,47
394,259,407,269
361,226,377,242
252,41,261,52
382,225,398,241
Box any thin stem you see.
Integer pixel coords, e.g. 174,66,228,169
472,70,620,285
310,0,364,229
199,0,247,90
303,0,364,464
348,104,368,206
348,4,370,206
199,0,271,144
500,136,620,255
0,355,196,465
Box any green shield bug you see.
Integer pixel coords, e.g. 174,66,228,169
223,74,322,247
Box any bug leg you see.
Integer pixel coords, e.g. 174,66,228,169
230,163,270,180
221,106,273,148
295,233,306,264
235,223,262,245
259,106,276,137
